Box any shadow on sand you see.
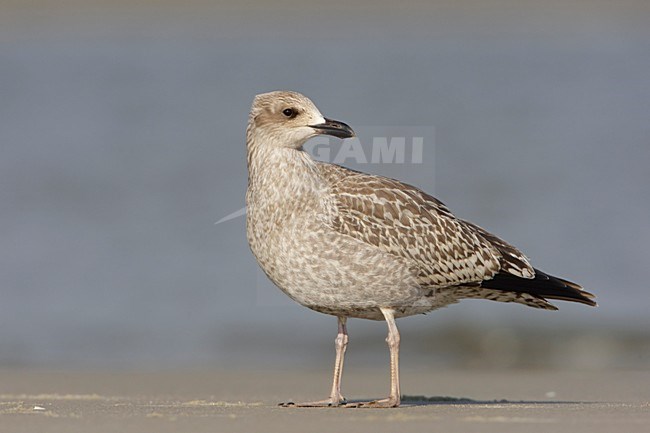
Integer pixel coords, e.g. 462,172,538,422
397,395,595,407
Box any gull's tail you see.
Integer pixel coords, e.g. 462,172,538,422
480,268,597,307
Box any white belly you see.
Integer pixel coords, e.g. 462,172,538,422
248,208,428,319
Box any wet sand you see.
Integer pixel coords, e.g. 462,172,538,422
1,368,648,432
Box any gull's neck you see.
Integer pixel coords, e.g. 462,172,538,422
246,131,322,198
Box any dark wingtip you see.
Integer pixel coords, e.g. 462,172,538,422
482,269,597,308
555,276,598,307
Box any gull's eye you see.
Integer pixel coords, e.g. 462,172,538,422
282,108,296,118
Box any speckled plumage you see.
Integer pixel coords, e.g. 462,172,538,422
245,91,595,407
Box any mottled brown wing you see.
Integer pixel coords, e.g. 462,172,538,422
460,220,535,279
319,163,509,289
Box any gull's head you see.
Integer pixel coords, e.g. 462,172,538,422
247,90,355,149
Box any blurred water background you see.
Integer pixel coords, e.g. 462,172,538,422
1,0,649,370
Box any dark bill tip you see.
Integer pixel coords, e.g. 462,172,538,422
309,117,355,139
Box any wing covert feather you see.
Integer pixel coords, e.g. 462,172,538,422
319,163,508,288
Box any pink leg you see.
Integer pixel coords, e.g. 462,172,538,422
281,316,349,407
345,308,400,408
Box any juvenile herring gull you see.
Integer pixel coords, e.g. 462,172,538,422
245,90,596,408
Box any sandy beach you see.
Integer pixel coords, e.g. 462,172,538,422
1,368,648,432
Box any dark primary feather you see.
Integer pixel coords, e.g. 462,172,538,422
480,268,597,307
